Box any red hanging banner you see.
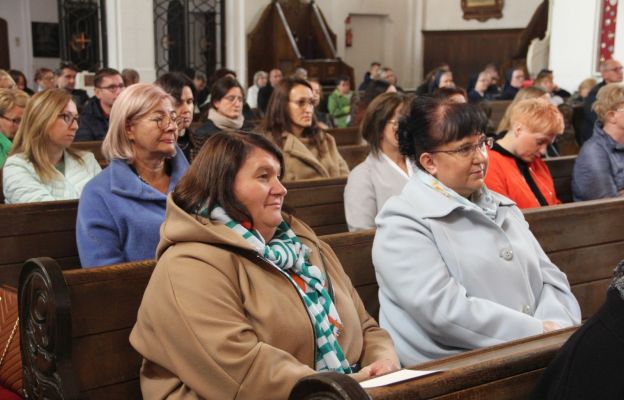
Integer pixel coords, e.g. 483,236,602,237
598,0,619,64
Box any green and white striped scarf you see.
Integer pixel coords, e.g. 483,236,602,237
203,205,352,373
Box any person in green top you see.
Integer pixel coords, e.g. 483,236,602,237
0,88,29,166
327,75,353,128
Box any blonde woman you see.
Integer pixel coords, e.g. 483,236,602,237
0,69,16,89
0,88,30,166
2,89,100,204
76,83,189,268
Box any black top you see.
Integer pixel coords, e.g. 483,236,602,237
491,139,548,206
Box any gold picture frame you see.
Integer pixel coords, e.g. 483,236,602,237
461,0,504,22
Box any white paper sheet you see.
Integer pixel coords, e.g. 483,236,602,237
359,369,438,388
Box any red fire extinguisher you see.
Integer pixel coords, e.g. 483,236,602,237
345,16,353,47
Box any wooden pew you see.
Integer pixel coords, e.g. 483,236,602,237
0,200,79,287
284,177,347,235
328,127,363,146
71,141,107,168
338,143,369,169
290,327,577,400
544,155,575,203
0,177,348,288
486,100,512,131
320,197,624,321
18,198,622,398
19,257,153,399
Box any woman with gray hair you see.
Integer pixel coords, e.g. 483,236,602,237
572,83,624,201
246,70,268,109
76,83,189,268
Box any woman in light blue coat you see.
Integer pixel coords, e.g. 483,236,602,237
373,97,581,366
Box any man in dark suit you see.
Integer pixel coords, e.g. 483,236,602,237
55,62,90,110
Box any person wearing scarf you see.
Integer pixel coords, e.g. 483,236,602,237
373,97,580,366
130,132,399,400
191,76,254,151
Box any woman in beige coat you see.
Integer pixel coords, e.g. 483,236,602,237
130,132,398,399
263,77,349,181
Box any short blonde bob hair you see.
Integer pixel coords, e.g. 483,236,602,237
10,89,83,183
0,88,30,115
509,98,564,136
592,83,624,123
102,83,175,162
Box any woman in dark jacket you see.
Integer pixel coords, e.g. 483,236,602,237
500,67,525,100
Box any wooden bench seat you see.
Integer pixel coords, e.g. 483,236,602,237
290,327,577,400
328,127,364,146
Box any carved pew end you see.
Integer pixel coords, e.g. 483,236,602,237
289,372,370,400
18,257,80,399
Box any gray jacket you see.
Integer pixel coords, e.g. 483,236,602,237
344,153,411,231
572,122,624,201
373,171,581,365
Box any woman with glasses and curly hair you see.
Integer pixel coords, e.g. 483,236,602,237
2,89,100,203
262,77,349,181
76,83,189,268
373,97,580,366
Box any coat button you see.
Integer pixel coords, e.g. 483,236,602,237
522,305,532,314
500,248,513,261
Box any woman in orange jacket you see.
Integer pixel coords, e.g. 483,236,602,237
485,98,564,209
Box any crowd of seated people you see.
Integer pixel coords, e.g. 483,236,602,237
4,56,624,400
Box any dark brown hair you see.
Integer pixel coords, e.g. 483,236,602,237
360,92,407,155
209,76,244,109
173,131,285,222
261,77,324,153
398,96,488,169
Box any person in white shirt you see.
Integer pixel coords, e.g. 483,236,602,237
3,89,101,203
344,92,411,231
246,70,267,109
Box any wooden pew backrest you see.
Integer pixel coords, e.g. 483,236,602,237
544,155,575,203
328,127,363,146
338,144,369,170
71,141,107,168
285,177,347,235
19,257,155,399
0,200,79,287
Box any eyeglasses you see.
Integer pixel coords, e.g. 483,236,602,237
97,84,125,92
222,95,244,103
58,112,79,125
429,136,494,158
0,115,22,125
289,98,315,109
149,113,178,130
